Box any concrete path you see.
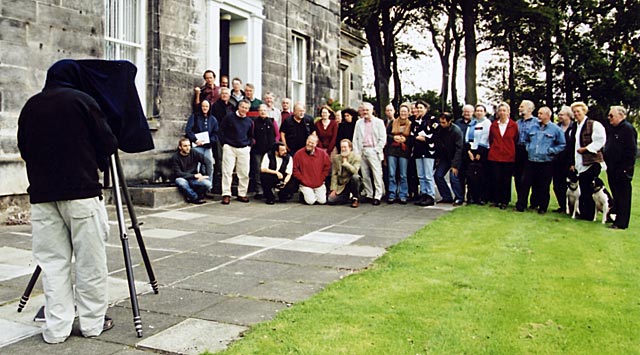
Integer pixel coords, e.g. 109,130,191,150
0,197,455,354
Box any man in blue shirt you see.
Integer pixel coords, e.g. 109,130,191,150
516,106,566,213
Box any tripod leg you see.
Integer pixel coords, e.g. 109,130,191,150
110,156,143,337
114,152,159,294
17,266,41,313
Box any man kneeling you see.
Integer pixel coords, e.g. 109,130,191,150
292,135,331,204
328,139,362,208
172,137,212,204
260,142,294,204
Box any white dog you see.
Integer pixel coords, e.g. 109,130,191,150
565,170,580,219
592,177,613,224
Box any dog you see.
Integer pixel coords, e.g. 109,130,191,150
592,177,614,224
565,170,581,219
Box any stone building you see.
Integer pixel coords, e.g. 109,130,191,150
0,0,365,218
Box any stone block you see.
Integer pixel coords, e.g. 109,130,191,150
0,159,28,196
37,3,101,33
0,17,27,45
60,0,103,15
1,0,37,22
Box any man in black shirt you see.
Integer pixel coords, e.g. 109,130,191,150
604,106,638,229
172,137,212,204
280,102,316,154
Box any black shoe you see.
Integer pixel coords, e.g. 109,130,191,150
254,193,263,200
538,209,546,214
453,200,464,207
399,199,407,205
188,198,206,205
552,207,564,213
420,195,435,206
266,199,275,205
361,197,372,204
514,207,525,212
499,204,507,210
439,199,454,204
372,199,381,206
414,195,425,205
387,197,396,204
609,224,624,230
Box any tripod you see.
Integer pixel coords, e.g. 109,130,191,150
17,152,159,338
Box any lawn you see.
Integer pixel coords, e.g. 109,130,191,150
216,172,640,354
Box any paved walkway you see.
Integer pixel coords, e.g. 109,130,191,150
0,197,455,354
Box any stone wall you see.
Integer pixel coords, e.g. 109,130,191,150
262,0,341,114
0,0,352,217
0,0,104,199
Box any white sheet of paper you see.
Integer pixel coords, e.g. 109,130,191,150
195,131,210,144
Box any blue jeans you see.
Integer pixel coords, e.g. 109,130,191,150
175,177,212,201
387,155,408,200
193,145,214,184
434,159,463,202
415,157,435,197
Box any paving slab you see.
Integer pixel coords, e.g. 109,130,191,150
196,296,289,326
119,287,227,318
247,249,321,266
0,188,447,353
329,244,387,258
0,319,41,347
0,334,130,355
136,318,247,354
243,279,324,303
298,231,364,245
144,210,208,221
93,305,187,347
197,242,263,258
0,247,35,282
221,235,290,248
174,271,263,296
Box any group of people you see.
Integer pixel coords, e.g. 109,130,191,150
173,70,637,229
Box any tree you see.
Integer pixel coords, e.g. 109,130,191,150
342,0,423,115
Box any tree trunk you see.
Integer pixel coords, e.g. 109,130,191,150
462,0,478,105
508,40,516,118
543,36,554,108
451,33,462,117
392,45,402,109
364,21,391,116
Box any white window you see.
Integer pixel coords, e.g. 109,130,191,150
105,0,146,111
291,34,306,105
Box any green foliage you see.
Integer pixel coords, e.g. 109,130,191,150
480,0,640,118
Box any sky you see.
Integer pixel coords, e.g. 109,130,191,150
360,29,494,109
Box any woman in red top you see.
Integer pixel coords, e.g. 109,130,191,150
488,102,519,209
315,105,338,154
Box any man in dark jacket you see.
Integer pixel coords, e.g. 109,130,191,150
172,137,212,204
17,60,118,343
250,104,279,198
434,112,464,205
604,106,638,229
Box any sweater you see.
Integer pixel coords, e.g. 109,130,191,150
488,119,519,162
220,111,254,148
292,147,331,188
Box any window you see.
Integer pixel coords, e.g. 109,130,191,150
291,34,306,105
105,0,146,110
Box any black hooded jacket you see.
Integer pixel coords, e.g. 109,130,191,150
18,60,118,203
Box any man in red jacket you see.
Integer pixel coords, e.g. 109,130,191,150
293,135,331,204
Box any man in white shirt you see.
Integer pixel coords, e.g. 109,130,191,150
352,102,387,205
570,101,606,221
260,142,293,204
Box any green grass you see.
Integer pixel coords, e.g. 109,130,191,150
215,172,640,355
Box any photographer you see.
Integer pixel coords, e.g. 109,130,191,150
17,60,118,343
